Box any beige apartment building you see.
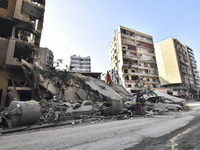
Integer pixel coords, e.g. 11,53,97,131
154,37,199,97
109,26,159,93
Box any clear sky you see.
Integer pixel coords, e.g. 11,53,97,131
40,0,200,73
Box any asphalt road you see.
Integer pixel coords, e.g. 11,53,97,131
1,102,200,150
126,114,200,150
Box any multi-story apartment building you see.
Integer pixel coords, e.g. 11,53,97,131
70,55,91,72
109,26,159,93
0,0,45,110
154,37,197,97
185,46,200,89
39,47,54,68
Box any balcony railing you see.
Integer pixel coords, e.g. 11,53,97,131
123,72,158,77
121,33,153,44
123,54,156,64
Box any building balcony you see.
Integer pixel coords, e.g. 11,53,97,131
123,54,156,64
141,80,159,84
123,72,158,77
137,50,155,57
123,63,155,70
121,33,153,44
122,39,136,45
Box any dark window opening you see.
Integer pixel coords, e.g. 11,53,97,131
140,78,143,81
0,19,13,38
124,69,128,73
131,70,135,73
153,79,156,82
0,0,8,9
128,84,131,88
18,91,32,101
153,84,156,88
125,76,129,80
14,44,35,63
147,79,150,81
167,91,173,95
121,29,128,35
131,90,137,94
131,76,138,80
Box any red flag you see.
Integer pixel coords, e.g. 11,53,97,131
106,71,113,85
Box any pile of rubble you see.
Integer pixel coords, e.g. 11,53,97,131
37,73,133,124
0,60,190,128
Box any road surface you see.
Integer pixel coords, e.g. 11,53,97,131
1,102,200,150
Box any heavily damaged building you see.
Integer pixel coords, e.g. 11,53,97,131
0,0,46,111
154,37,199,98
185,46,200,90
109,26,160,93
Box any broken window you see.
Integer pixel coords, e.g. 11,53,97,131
121,29,128,35
0,0,8,9
124,69,128,73
13,42,35,63
125,76,129,80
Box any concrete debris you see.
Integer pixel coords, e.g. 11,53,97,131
64,87,79,103
0,59,191,129
76,89,88,100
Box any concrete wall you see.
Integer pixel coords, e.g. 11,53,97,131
0,38,9,66
0,0,17,18
155,37,182,85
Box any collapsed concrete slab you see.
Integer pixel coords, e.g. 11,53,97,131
64,87,79,103
76,89,88,100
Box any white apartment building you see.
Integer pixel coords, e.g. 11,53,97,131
70,55,91,72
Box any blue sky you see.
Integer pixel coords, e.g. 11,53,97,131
40,0,200,73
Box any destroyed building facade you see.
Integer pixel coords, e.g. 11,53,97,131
39,47,54,68
0,0,46,111
109,26,159,93
70,55,91,72
185,46,200,90
154,37,199,97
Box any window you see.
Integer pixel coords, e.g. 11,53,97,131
131,70,135,73
125,76,129,80
124,69,128,73
0,0,8,9
147,79,150,81
131,76,138,80
128,84,131,88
